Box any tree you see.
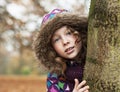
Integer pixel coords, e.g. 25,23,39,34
84,0,120,91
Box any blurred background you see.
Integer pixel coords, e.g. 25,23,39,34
0,0,91,91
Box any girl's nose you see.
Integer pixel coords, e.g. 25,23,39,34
62,38,69,46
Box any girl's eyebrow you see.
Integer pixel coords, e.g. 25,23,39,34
52,34,60,40
52,33,59,38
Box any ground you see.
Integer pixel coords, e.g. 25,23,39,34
0,75,46,92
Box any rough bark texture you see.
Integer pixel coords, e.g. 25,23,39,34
83,0,120,92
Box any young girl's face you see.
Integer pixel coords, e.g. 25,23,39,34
51,26,82,59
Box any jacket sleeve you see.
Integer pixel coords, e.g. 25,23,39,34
46,73,69,92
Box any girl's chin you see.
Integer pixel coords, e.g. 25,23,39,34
66,54,78,59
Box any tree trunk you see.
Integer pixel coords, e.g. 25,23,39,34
84,0,120,92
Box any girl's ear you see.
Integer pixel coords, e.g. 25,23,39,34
73,31,81,44
73,31,79,36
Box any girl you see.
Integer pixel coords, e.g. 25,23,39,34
33,9,89,92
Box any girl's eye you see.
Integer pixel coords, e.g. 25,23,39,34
53,38,60,43
66,31,72,35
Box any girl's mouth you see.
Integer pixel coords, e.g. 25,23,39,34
65,46,74,54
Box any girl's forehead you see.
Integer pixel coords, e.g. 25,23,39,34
53,26,68,35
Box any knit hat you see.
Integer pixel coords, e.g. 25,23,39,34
33,9,88,71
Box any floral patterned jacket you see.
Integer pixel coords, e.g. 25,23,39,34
47,73,70,92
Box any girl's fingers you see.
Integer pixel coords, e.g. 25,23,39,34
74,79,79,89
84,90,89,92
74,79,90,92
77,80,86,89
79,85,89,92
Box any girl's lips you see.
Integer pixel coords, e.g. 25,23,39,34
65,46,74,54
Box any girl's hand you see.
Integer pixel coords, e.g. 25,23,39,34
73,79,89,92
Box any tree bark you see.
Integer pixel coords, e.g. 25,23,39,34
84,0,120,92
